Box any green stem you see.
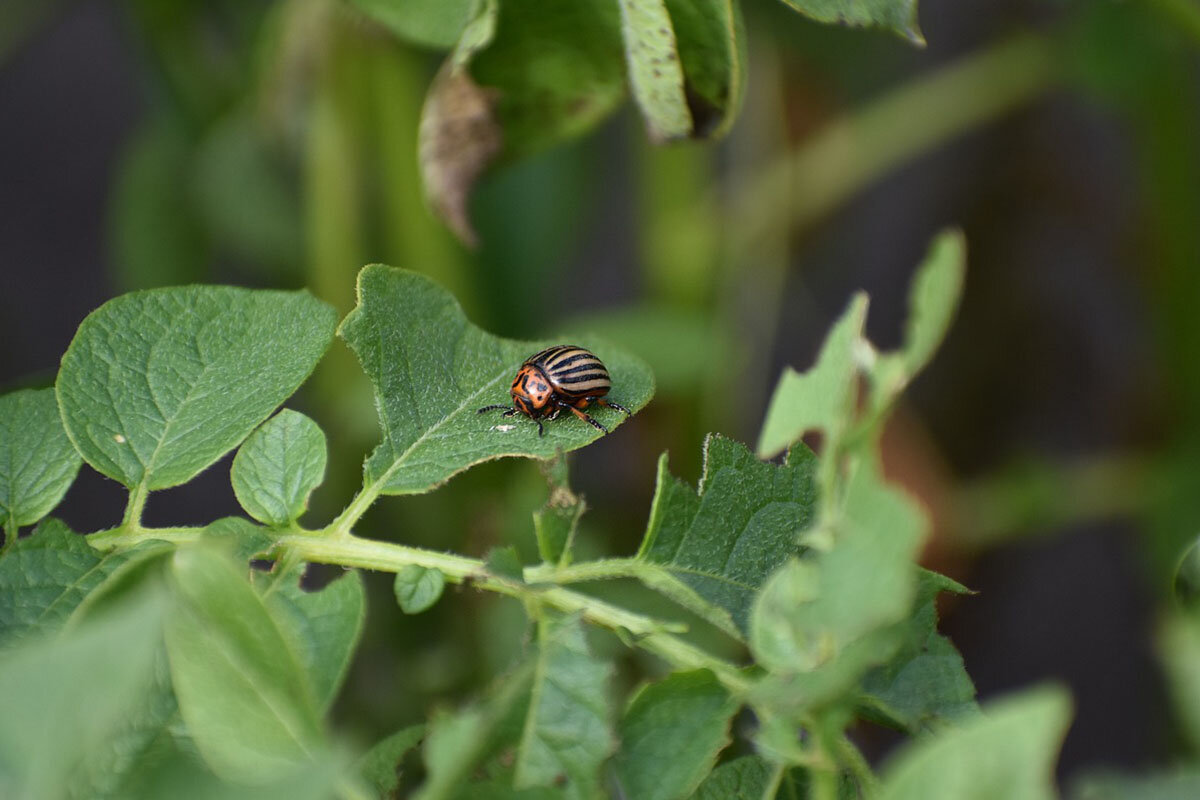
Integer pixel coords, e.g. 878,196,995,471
761,762,787,800
88,526,203,550
327,480,386,539
123,482,150,530
836,734,879,798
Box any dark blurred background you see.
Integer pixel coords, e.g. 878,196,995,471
2,0,1199,787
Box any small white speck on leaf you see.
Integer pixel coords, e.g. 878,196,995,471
493,425,516,432
114,434,126,443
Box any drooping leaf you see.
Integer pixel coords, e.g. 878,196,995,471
665,0,745,138
394,564,447,614
776,0,924,46
877,686,1072,800
56,286,337,491
618,0,693,142
689,756,777,800
757,294,867,461
0,590,165,800
612,670,738,800
358,724,425,798
339,266,653,495
859,570,978,732
415,664,535,800
420,0,626,243
231,410,328,527
749,456,926,674
0,519,169,647
164,545,324,783
0,388,82,533
259,566,366,711
635,435,818,639
350,0,477,49
514,612,614,798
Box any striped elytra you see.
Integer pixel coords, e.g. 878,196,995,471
477,344,631,437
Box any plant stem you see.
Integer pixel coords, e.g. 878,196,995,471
761,761,787,800
327,480,386,539
123,482,150,530
88,526,203,550
836,734,879,798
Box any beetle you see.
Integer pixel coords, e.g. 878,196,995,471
478,345,631,437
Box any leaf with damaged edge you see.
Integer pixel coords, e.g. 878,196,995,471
232,409,327,527
164,545,324,783
634,435,817,639
0,389,82,534
358,723,425,797
395,564,446,614
776,0,925,45
514,612,614,799
259,566,366,711
534,458,584,566
619,0,693,141
612,670,737,800
339,266,653,495
56,285,336,491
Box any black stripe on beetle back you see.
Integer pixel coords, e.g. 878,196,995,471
526,345,572,365
550,361,608,379
553,372,609,386
544,351,597,370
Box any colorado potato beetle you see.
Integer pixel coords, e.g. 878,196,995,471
478,345,631,437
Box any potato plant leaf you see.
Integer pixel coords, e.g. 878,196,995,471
164,545,324,783
0,388,81,533
339,266,653,495
232,409,328,527
56,286,336,492
612,670,738,800
350,0,477,49
878,687,1072,800
514,612,614,798
394,564,447,614
635,435,817,639
258,566,367,711
358,723,425,798
618,0,693,142
665,0,745,138
689,755,777,800
534,457,584,566
776,0,924,45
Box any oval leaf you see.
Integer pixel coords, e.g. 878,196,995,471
778,0,924,45
57,286,336,491
394,564,446,614
232,410,328,527
619,0,693,142
339,266,654,495
164,545,324,782
0,389,82,532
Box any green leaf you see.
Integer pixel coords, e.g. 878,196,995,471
749,456,926,674
515,612,614,799
394,564,447,614
1073,770,1200,800
164,545,324,783
689,756,776,800
232,410,328,527
859,570,978,732
0,388,82,533
1159,612,1200,752
635,435,818,639
259,567,366,711
534,491,584,567
665,0,745,138
415,664,535,800
0,589,165,800
757,294,867,461
339,266,653,495
878,686,1072,800
56,286,337,491
776,0,924,46
619,0,693,142
358,724,425,798
868,230,966,418
487,546,526,583
350,0,476,49
0,518,169,647
419,0,626,242
612,670,738,800
199,516,276,562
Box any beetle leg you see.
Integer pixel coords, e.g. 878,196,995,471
565,404,608,434
536,418,545,437
502,409,519,418
478,404,515,415
597,399,631,417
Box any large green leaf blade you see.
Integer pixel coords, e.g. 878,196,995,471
777,0,923,45
259,567,367,711
514,612,615,798
350,0,476,49
231,410,328,527
635,435,818,638
878,686,1072,800
612,670,737,800
0,590,165,800
339,266,653,495
0,389,82,532
56,286,336,490
164,545,324,782
618,0,693,142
